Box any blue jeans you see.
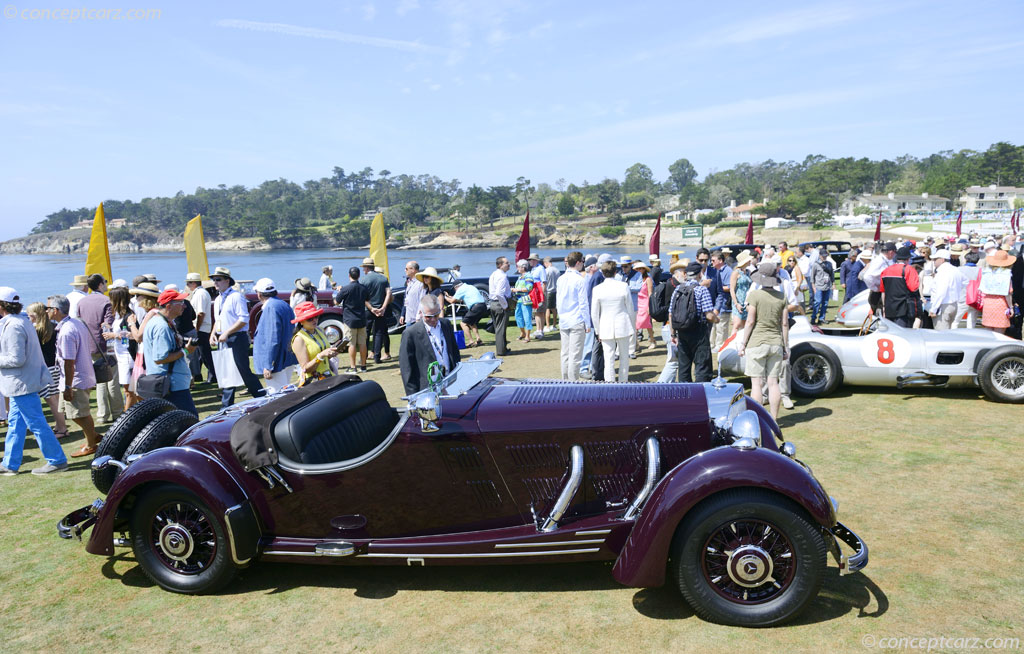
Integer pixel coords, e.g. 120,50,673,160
2,393,67,471
812,289,831,323
580,329,595,374
166,389,198,416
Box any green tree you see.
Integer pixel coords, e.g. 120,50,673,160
667,158,697,192
623,163,655,195
557,193,574,216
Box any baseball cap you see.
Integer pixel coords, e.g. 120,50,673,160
157,289,189,305
254,278,276,293
597,253,613,264
882,242,897,252
584,256,598,268
0,286,19,302
685,262,702,276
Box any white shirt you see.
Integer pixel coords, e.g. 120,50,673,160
489,268,511,310
555,268,591,329
861,254,890,292
590,278,636,340
318,273,333,291
929,261,963,308
213,287,249,332
189,286,213,333
68,289,86,319
426,321,450,373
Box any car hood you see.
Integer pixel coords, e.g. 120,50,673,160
476,380,710,432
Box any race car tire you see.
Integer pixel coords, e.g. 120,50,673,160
977,345,1024,404
124,410,200,459
131,483,237,594
789,342,841,397
91,398,176,494
671,489,827,627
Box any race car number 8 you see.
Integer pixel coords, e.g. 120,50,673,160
876,339,895,364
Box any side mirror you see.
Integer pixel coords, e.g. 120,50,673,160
414,392,441,433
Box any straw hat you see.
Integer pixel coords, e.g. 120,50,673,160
143,273,162,285
129,282,160,298
415,267,444,284
294,277,314,292
986,250,1016,267
209,267,233,284
291,301,324,324
631,260,650,272
361,257,375,267
70,274,89,287
185,272,202,283
669,260,688,273
735,250,755,269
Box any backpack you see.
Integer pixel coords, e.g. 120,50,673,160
649,280,674,322
670,283,699,331
966,273,983,310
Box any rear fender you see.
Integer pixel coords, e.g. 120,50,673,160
612,446,834,588
86,447,260,565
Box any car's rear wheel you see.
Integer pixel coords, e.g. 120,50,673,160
790,343,841,397
977,346,1024,404
91,398,176,494
130,484,236,594
671,489,827,627
318,316,345,345
124,410,200,459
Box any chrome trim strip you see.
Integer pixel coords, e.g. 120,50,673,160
494,539,605,548
275,412,411,476
624,436,660,521
223,504,251,566
574,529,612,536
357,548,601,559
541,444,584,532
262,550,321,557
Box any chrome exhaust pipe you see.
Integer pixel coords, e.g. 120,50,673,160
897,372,949,388
541,445,584,532
624,437,661,521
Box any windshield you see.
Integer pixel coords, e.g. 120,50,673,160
403,356,503,402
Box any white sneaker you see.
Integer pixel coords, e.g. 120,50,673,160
532,331,543,339
782,396,794,410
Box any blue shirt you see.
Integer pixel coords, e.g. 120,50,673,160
143,314,192,392
714,265,733,313
253,297,299,373
453,283,486,306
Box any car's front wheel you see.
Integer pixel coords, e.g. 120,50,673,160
671,489,827,627
130,484,236,594
790,342,841,397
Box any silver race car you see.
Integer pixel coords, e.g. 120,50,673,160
718,315,1024,403
836,290,971,328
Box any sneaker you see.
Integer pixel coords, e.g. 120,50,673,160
531,331,543,339
31,462,69,475
0,465,18,476
358,366,367,373
782,396,795,410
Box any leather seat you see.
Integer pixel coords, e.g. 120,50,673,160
272,380,399,466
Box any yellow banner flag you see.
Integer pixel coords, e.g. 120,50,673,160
84,203,112,286
369,211,389,280
184,214,209,280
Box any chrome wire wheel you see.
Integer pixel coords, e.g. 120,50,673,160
149,500,217,575
793,353,830,393
991,356,1024,397
701,519,796,604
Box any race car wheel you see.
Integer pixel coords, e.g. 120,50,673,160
671,489,827,627
124,410,200,459
131,484,236,594
790,343,841,397
977,346,1024,404
318,316,345,345
91,398,176,494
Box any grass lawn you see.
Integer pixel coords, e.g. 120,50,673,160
1,314,1022,653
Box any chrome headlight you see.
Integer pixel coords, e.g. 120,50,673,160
730,410,762,448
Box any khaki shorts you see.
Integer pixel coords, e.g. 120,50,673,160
58,388,93,420
745,344,785,379
342,325,367,348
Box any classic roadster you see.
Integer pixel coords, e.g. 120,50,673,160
59,356,867,627
718,315,1024,403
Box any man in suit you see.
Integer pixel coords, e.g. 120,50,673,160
400,294,461,395
590,260,637,382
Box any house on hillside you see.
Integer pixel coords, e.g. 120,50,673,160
956,185,1024,212
841,192,948,213
725,200,766,220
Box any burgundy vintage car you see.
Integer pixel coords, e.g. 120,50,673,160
58,356,867,627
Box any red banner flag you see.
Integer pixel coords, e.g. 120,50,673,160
955,208,963,237
874,213,882,242
1012,208,1019,234
744,213,754,245
514,210,530,264
649,214,662,256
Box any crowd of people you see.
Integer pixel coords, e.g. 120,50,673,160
2,232,1021,474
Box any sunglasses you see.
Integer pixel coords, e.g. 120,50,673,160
210,276,226,281
422,313,440,319
697,258,709,263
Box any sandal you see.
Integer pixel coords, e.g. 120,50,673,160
53,430,70,439
70,444,97,458
474,340,484,347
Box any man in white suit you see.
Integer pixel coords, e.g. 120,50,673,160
590,260,637,382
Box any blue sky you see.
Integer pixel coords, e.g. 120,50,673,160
1,0,1022,239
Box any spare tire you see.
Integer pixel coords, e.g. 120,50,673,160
92,398,176,494
124,410,200,460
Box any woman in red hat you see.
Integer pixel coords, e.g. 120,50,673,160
290,301,339,386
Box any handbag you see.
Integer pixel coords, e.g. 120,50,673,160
136,373,170,399
87,329,117,384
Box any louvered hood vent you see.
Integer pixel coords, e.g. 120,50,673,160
507,382,692,405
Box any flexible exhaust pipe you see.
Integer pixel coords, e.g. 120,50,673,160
897,372,949,388
624,437,661,521
541,445,584,532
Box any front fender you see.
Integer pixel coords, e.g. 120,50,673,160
612,446,834,588
86,447,259,565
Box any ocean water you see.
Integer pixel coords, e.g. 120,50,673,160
0,245,696,305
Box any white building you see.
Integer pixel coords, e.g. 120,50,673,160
725,199,766,220
956,185,1024,212
764,217,796,229
841,192,948,213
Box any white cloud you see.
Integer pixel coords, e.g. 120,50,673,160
696,5,860,47
528,20,553,39
216,19,450,55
